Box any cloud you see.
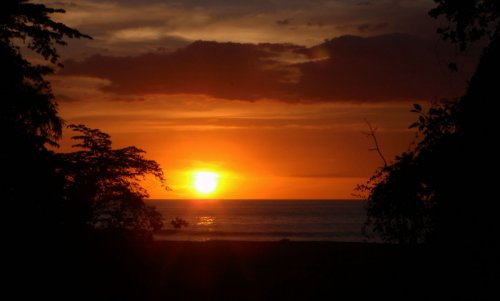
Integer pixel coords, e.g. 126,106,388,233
49,75,112,102
62,41,305,101
296,34,475,102
276,18,293,26
290,172,364,179
357,22,389,32
61,34,476,103
40,0,437,57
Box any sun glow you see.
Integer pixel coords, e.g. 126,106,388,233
193,171,219,194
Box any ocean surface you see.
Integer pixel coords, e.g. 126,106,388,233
148,200,366,242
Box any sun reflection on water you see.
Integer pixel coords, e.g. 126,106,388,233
197,216,216,226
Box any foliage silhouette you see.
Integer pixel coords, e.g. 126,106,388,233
361,0,499,245
58,124,166,239
171,217,189,229
359,101,460,244
1,1,170,242
429,0,499,51
1,0,91,145
1,0,90,233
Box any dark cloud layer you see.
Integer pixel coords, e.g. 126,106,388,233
298,34,475,102
63,41,302,100
61,34,476,102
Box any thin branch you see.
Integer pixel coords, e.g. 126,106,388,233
362,119,387,167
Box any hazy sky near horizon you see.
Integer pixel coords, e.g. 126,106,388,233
38,0,476,199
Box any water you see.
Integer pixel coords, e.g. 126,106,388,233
148,200,366,242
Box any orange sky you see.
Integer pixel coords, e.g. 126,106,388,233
55,94,426,199
42,0,476,199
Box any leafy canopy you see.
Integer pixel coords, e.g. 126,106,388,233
59,125,167,238
361,0,499,244
0,0,91,145
429,0,500,51
360,101,460,244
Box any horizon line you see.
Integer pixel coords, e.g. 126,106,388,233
147,198,365,201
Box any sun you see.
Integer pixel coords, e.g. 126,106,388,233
193,171,219,194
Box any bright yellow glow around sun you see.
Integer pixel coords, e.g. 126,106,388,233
193,171,219,194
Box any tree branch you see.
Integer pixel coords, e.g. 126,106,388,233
362,119,387,167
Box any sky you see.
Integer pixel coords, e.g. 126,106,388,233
37,0,477,199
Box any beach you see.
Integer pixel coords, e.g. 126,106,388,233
22,240,495,301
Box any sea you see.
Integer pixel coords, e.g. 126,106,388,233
148,200,366,242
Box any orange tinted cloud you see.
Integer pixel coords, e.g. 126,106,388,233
62,41,303,101
295,34,475,102
61,34,476,103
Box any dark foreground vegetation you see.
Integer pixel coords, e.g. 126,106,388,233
13,240,497,301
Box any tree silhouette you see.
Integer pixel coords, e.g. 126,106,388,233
1,0,90,233
360,101,460,244
58,124,166,239
361,1,499,245
1,2,170,241
429,0,499,51
1,0,90,145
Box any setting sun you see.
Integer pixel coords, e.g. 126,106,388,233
193,171,219,194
